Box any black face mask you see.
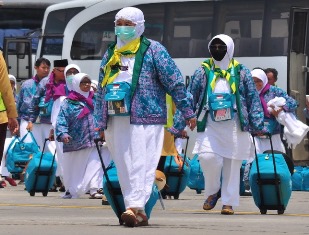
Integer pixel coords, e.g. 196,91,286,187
209,39,227,61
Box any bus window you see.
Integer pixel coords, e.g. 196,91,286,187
45,8,84,34
165,2,214,58
219,1,264,57
71,10,116,60
42,37,63,55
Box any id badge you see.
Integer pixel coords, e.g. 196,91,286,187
107,100,127,115
214,108,231,121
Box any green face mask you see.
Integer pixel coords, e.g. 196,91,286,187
115,26,136,41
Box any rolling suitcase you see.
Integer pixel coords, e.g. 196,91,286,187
249,134,292,214
94,138,159,225
25,138,57,196
162,136,190,199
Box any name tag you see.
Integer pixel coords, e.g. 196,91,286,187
104,82,131,116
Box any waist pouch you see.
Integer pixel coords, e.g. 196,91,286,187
38,96,53,117
209,93,234,122
104,82,131,116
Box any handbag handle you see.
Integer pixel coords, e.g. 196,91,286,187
20,131,39,148
5,135,20,156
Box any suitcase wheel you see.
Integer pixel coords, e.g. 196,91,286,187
174,194,179,199
260,209,267,214
42,192,48,197
277,209,284,215
30,191,35,196
119,219,124,225
196,189,202,194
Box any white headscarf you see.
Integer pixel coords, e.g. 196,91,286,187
208,34,234,70
8,74,17,89
251,68,268,93
114,7,145,47
72,73,91,98
64,64,81,91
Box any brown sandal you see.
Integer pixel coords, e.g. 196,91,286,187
121,208,138,227
203,190,221,210
221,205,234,215
136,211,148,227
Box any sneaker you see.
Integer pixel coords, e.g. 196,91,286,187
62,191,72,199
243,189,252,196
5,177,17,186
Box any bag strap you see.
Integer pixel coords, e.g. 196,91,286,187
6,135,20,155
20,131,39,148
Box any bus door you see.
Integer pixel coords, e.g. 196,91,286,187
3,38,32,82
288,7,309,163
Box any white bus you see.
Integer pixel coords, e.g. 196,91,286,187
36,0,309,163
0,0,71,80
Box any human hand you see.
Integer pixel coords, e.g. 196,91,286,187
8,118,19,135
99,131,105,141
26,121,33,131
186,117,196,131
63,136,71,143
270,106,283,117
49,129,55,141
180,130,188,138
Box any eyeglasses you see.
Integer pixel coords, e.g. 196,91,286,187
55,68,65,73
209,45,227,51
66,72,79,76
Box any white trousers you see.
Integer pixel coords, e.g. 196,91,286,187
253,134,285,154
105,116,164,210
62,147,103,198
199,152,242,207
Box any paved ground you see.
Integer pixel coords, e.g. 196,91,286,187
0,182,309,235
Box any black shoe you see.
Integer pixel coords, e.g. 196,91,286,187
59,185,65,192
49,187,58,192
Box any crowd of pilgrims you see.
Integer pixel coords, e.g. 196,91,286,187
0,58,110,200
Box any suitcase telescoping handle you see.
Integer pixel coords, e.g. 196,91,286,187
180,136,189,173
94,137,123,222
94,138,109,178
251,133,279,177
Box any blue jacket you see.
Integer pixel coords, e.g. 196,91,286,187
56,99,98,153
17,78,40,122
170,63,264,134
94,37,195,130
